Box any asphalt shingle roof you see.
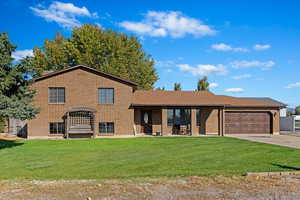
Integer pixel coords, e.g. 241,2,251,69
132,91,281,108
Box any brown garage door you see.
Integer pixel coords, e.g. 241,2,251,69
225,112,271,134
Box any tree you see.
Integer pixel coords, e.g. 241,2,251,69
0,33,39,134
30,24,158,90
0,118,5,133
197,76,209,91
155,87,165,91
174,83,181,91
295,106,300,115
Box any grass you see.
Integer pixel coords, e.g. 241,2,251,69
295,121,300,127
0,137,300,180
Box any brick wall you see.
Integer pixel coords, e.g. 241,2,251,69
28,68,134,137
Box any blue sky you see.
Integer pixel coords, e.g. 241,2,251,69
1,0,300,107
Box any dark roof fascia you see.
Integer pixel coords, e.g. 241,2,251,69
241,97,287,108
131,104,225,107
224,105,281,109
33,65,138,87
132,104,280,108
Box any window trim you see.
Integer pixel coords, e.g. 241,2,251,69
98,88,114,104
48,87,65,104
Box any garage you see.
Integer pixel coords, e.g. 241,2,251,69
225,112,271,134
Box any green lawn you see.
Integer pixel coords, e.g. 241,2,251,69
0,137,300,180
296,121,300,127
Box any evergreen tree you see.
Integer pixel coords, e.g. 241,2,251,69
0,33,39,123
0,118,5,132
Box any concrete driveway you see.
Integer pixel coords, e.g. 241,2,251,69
227,134,300,149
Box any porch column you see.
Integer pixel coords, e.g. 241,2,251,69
191,108,198,136
219,108,225,136
161,109,169,136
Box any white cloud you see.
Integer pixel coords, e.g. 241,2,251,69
286,82,300,88
211,43,232,51
178,64,227,76
95,23,103,29
12,49,33,61
232,74,252,80
120,11,216,38
156,60,176,67
211,43,248,52
209,82,219,89
165,69,172,73
30,1,98,28
225,88,244,93
230,60,275,70
253,44,271,51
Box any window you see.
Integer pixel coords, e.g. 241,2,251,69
49,122,65,134
174,109,181,125
181,109,191,125
49,87,65,103
99,88,114,104
196,109,201,126
167,109,191,126
99,122,114,134
167,109,174,126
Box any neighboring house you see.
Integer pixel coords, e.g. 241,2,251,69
294,115,300,131
242,97,287,117
24,65,280,139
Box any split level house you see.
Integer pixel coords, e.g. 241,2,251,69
21,65,281,139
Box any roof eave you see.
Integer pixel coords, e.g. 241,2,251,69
33,65,138,87
131,104,225,107
224,105,281,108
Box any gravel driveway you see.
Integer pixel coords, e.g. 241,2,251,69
227,134,300,149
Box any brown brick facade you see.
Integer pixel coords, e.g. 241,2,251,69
27,66,280,138
28,67,134,138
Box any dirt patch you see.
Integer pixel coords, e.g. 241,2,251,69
0,135,23,141
1,175,300,200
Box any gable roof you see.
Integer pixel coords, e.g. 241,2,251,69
33,65,138,87
132,91,280,108
241,97,287,108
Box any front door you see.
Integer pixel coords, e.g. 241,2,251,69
141,110,152,134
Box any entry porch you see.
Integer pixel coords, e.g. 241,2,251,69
133,106,225,136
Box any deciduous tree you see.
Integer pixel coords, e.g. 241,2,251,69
31,24,158,90
156,87,165,91
174,83,181,91
197,76,209,91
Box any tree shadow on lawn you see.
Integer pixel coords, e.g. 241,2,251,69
0,140,24,150
271,163,300,171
